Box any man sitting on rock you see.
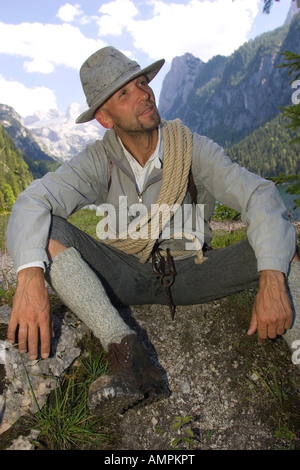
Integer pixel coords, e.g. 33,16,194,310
6,46,300,416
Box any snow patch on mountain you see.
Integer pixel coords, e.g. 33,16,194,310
24,103,105,161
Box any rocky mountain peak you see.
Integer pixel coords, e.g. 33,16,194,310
158,9,300,147
285,0,300,24
0,104,54,162
0,103,24,125
159,53,204,118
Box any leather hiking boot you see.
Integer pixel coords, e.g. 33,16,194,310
87,334,168,416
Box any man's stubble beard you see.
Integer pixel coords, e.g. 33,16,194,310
115,104,161,136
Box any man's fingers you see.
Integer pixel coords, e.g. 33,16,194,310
27,324,40,360
7,318,28,352
256,318,268,341
39,320,51,359
282,295,294,331
7,317,18,345
255,311,290,341
7,308,52,359
17,324,29,354
247,310,258,336
7,316,29,352
8,321,50,359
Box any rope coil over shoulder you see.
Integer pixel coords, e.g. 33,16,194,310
104,119,205,265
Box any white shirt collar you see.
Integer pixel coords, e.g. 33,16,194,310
118,126,162,169
117,127,162,192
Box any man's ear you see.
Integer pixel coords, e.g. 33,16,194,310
95,109,113,129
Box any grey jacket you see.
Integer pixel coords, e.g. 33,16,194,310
6,123,297,274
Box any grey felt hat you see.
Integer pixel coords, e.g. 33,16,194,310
76,46,165,124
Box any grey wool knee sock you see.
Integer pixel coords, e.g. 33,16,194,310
284,260,300,352
47,247,135,351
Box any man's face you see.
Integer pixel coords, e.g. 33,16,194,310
95,75,161,135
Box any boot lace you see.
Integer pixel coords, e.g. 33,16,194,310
108,338,133,374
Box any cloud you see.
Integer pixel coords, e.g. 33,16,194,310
96,0,260,62
56,3,83,22
0,21,106,74
0,0,262,118
97,0,139,36
0,0,261,77
0,74,57,117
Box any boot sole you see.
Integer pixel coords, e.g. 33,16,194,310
88,385,143,417
88,383,168,417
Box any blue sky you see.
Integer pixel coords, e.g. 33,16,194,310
0,0,292,120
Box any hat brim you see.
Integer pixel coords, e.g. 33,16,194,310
76,58,165,124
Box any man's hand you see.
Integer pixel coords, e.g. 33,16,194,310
7,267,52,360
247,270,293,342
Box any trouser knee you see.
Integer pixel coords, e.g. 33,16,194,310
49,215,78,249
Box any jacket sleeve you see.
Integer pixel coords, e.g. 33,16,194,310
192,134,297,274
6,142,109,271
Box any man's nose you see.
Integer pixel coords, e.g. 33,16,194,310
135,85,151,100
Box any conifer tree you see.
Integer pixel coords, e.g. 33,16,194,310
277,51,300,207
278,51,300,144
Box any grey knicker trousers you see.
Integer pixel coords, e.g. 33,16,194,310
48,215,259,307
